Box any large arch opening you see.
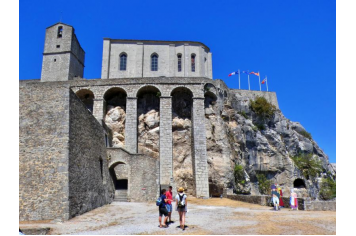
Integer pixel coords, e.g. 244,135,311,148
76,89,94,113
294,178,306,188
109,162,129,190
137,86,160,158
171,87,194,194
103,87,127,148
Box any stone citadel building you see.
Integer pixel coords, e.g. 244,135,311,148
21,22,330,222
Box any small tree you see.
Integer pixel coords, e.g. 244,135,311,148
291,153,323,179
234,164,246,193
319,177,336,200
256,174,271,195
249,96,276,121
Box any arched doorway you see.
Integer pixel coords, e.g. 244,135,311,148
136,86,160,158
103,87,127,148
76,89,94,113
171,87,194,194
109,161,129,201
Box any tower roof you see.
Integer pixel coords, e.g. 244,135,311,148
46,22,73,29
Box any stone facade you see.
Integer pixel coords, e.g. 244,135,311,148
101,39,212,79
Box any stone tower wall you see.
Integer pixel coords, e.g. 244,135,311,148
41,23,84,82
19,82,71,221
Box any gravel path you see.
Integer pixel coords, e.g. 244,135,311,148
20,198,336,235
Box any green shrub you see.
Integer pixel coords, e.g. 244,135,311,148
255,123,265,131
249,96,276,120
297,130,312,140
291,153,323,179
319,177,336,200
256,174,271,195
252,126,258,132
238,111,248,119
234,164,247,193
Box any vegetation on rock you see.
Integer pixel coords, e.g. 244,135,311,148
238,111,248,119
234,164,245,192
256,173,271,195
291,153,323,179
319,177,336,200
297,130,312,140
249,96,276,120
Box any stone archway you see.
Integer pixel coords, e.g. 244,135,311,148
171,87,194,194
136,85,161,158
103,87,127,148
109,161,129,201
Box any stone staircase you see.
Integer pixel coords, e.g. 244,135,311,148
114,189,128,202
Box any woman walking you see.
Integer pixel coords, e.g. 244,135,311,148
175,187,187,230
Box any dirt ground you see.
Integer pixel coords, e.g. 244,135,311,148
19,198,336,235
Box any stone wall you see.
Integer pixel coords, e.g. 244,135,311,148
19,83,71,221
227,194,305,210
68,90,114,218
226,194,335,211
230,89,279,111
101,40,212,79
107,148,159,201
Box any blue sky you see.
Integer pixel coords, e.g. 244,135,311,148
19,0,336,163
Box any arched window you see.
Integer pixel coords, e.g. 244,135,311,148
177,54,182,72
151,54,158,71
191,54,196,72
57,26,63,38
120,53,127,71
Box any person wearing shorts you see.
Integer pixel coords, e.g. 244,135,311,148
165,186,173,224
158,189,169,228
175,187,187,230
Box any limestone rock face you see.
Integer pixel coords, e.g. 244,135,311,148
203,92,336,199
104,106,126,148
138,109,160,159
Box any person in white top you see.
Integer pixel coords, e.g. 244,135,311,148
175,187,187,230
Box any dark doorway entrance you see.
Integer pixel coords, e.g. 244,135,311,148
117,179,128,189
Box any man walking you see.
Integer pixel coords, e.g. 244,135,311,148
165,186,173,224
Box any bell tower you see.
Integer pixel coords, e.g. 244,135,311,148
41,23,85,82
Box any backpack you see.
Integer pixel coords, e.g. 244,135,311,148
156,196,162,206
177,194,186,208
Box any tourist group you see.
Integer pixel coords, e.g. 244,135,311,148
156,186,187,230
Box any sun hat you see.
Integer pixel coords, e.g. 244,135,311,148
178,187,184,192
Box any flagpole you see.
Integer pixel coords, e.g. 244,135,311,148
266,76,269,92
258,71,261,91
248,74,250,90
238,69,240,89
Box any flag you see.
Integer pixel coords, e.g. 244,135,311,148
250,72,260,76
228,71,239,77
261,77,267,84
242,71,249,74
